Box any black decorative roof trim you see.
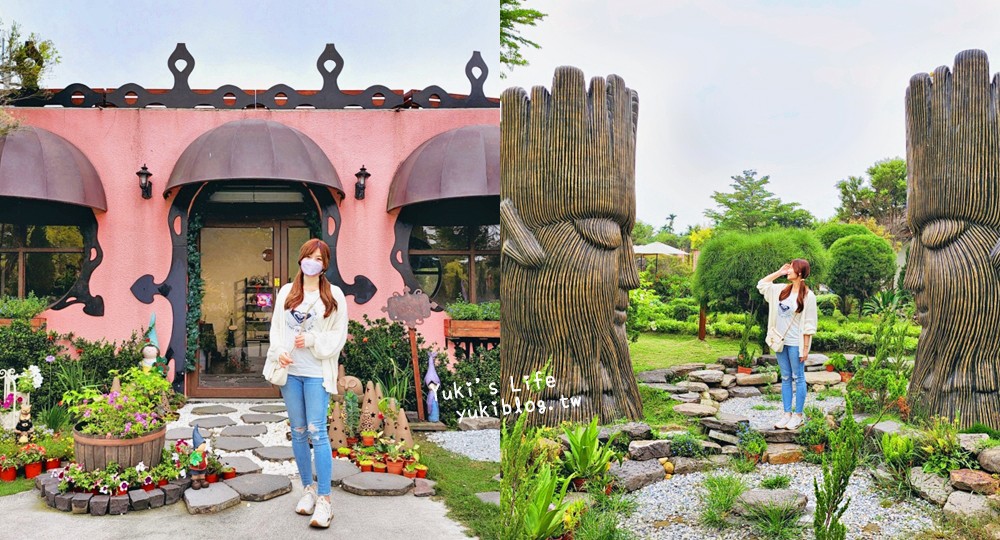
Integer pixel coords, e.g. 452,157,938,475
13,43,498,110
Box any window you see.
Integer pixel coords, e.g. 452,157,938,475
0,224,85,303
408,224,499,307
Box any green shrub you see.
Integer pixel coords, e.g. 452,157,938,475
669,433,705,458
699,473,748,528
0,319,59,380
666,297,699,321
814,397,863,540
341,315,436,411
816,294,840,316
445,299,500,321
827,234,897,317
0,293,49,320
815,222,874,249
920,414,979,477
730,455,757,473
960,423,1000,440
736,423,767,458
880,432,915,474
745,502,804,540
435,345,500,428
561,417,622,480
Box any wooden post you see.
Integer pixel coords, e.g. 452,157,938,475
408,327,426,421
699,305,707,341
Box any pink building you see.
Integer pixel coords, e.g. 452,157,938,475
0,44,499,398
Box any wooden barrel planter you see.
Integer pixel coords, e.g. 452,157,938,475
72,425,166,471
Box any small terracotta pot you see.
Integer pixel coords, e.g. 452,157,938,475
825,365,835,372
206,473,218,483
0,467,15,482
158,479,168,486
24,462,42,479
416,468,427,479
571,478,588,491
744,453,761,464
116,488,128,496
386,460,404,475
346,437,358,446
360,463,373,472
840,372,853,383
45,458,61,470
373,463,387,473
362,436,375,446
223,470,237,480
737,366,752,375
403,470,416,479
142,484,155,492
811,444,825,453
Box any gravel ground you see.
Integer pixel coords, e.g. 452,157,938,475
169,401,299,476
426,429,500,462
620,460,938,540
720,394,847,429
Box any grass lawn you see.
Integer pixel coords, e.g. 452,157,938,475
0,477,35,497
415,434,500,539
637,384,698,433
630,333,740,373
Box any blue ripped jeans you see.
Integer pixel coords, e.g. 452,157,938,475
280,375,332,496
775,345,807,414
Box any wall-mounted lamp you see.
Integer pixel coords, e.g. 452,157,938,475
354,165,371,200
136,164,153,199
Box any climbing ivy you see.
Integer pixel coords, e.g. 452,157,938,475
304,199,323,240
185,212,204,372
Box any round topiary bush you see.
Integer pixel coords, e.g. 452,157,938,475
827,234,897,316
815,222,874,249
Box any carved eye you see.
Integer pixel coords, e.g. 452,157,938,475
920,219,967,249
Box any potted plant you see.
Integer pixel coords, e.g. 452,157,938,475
413,463,428,479
222,466,237,480
205,453,222,483
358,459,373,472
796,413,829,453
736,313,756,374
736,424,767,464
403,463,417,479
343,392,361,446
19,442,45,479
0,454,18,481
38,436,64,470
561,417,621,492
361,430,378,447
385,443,405,475
372,461,387,473
402,444,420,465
336,446,351,459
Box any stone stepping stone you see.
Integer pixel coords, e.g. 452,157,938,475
214,436,263,452
254,446,295,461
222,456,263,475
241,413,287,424
189,416,236,429
340,472,415,496
220,425,268,437
475,491,500,505
167,427,210,441
322,460,361,486
224,473,292,501
184,482,242,514
413,478,436,497
249,404,287,413
191,405,238,415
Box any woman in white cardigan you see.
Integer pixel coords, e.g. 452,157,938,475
264,238,348,528
757,259,818,431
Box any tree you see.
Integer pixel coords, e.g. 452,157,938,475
835,158,908,241
827,234,896,318
631,220,655,245
814,222,873,249
0,19,60,135
693,228,828,340
500,0,546,77
704,170,815,232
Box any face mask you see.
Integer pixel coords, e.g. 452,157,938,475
300,258,324,276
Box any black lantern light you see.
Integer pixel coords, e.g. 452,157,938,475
354,165,371,200
136,164,153,199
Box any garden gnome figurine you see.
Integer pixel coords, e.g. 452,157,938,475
337,365,363,397
424,351,441,423
328,401,347,449
14,404,32,444
188,425,209,489
142,313,175,384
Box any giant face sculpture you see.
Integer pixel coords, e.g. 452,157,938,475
500,67,643,426
904,49,1000,429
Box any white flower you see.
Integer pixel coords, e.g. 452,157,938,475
172,453,179,462
135,461,147,473
179,469,187,478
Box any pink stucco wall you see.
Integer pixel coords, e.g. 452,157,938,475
9,106,499,368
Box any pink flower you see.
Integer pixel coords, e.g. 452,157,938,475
45,355,55,363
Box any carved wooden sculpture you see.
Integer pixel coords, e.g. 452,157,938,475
500,67,643,425
905,49,1000,429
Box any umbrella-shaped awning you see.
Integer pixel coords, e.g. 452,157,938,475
0,125,106,211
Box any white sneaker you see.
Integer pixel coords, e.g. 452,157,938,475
310,496,333,528
774,414,792,429
785,415,804,430
296,484,317,515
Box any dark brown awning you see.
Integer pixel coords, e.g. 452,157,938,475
166,119,343,197
388,124,499,213
0,125,107,211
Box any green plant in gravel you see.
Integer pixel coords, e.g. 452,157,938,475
699,473,748,528
736,423,767,460
522,463,572,540
669,432,705,458
572,482,639,540
561,416,622,482
761,474,792,489
745,502,804,540
920,413,979,477
730,455,757,473
813,395,863,540
846,311,911,416
797,407,830,448
880,432,915,473
752,404,777,411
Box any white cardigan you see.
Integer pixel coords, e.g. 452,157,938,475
756,279,818,350
262,282,348,394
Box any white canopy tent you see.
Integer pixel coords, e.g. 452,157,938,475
633,242,688,256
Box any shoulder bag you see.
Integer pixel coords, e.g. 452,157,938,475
263,293,320,386
765,310,801,353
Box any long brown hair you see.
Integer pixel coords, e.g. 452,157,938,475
778,258,811,313
284,238,337,317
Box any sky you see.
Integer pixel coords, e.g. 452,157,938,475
2,0,500,98
503,0,1000,233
